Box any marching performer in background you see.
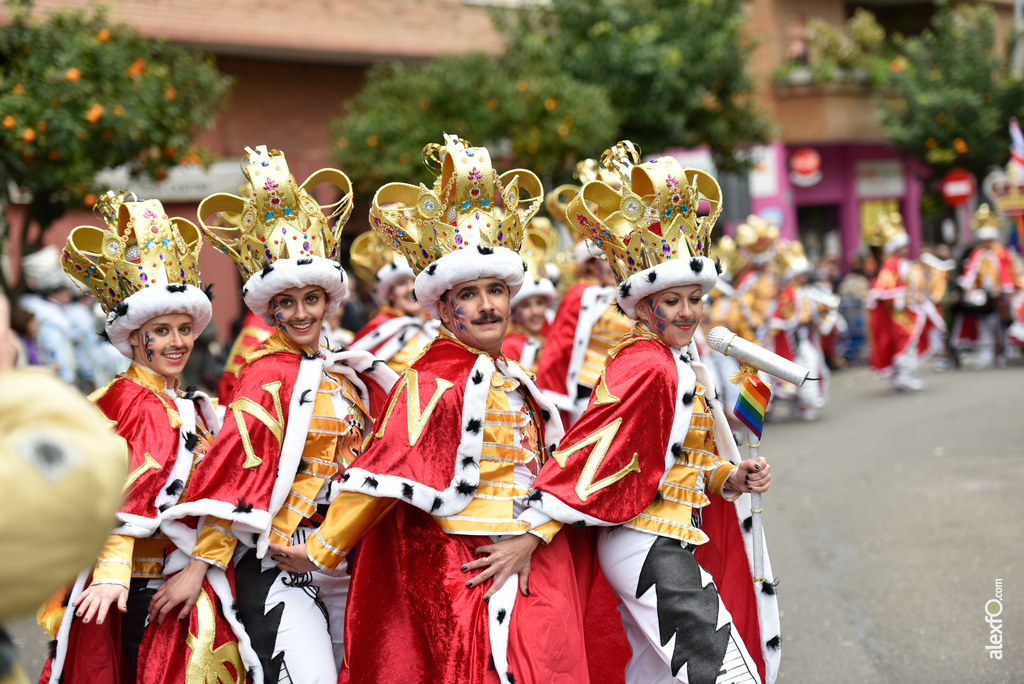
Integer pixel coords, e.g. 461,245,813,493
156,147,397,683
951,204,1023,369
536,155,634,426
529,145,780,684
273,134,589,684
732,215,779,346
767,242,827,420
216,308,275,404
502,218,558,373
865,212,931,391
40,193,248,683
348,230,439,373
909,247,955,370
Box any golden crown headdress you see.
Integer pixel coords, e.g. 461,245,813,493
62,191,203,314
369,134,544,275
972,203,1001,231
61,190,213,356
198,146,353,283
734,214,780,255
863,210,907,249
520,217,560,282
350,230,399,286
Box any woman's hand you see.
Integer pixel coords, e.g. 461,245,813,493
729,457,771,493
148,558,209,625
462,533,542,600
269,543,317,574
72,583,128,625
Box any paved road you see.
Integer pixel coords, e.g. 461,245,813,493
7,363,1022,682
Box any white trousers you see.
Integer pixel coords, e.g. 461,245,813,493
597,526,761,684
233,527,348,684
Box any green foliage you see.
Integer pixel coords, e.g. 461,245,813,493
776,9,894,88
881,1,1024,180
331,53,618,200
494,0,776,171
0,0,232,250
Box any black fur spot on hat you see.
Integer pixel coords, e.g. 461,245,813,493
183,432,199,452
477,245,494,255
690,257,704,273
472,370,484,384
389,263,398,271
167,283,187,294
466,418,482,435
497,608,507,624
527,490,543,502
233,499,253,514
766,635,781,650
426,263,438,276
165,479,184,497
682,390,694,406
260,262,274,278
461,456,478,469
647,270,657,283
619,282,632,298
456,480,477,496
401,483,414,499
242,285,249,296
742,516,753,533
114,301,129,318
540,408,551,423
714,257,723,275
522,260,528,272
363,476,379,489
341,472,351,482
297,257,313,266
761,578,779,596
431,496,443,512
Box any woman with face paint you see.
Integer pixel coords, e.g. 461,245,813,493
41,193,242,683
156,147,397,684
529,148,782,684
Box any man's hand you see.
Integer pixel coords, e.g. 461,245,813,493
148,558,209,625
73,583,128,625
729,457,771,493
462,533,541,600
269,543,317,574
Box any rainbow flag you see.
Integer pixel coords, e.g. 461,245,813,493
733,374,771,438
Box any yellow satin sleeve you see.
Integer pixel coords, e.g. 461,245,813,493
92,534,134,587
192,515,237,570
307,492,397,571
709,462,740,502
529,519,563,544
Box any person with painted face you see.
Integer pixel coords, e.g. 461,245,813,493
348,230,440,373
156,147,397,684
529,147,782,684
502,219,558,373
271,135,588,684
39,192,247,683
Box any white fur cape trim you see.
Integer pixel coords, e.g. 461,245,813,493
564,285,616,393
241,256,348,327
510,277,556,309
348,315,440,363
616,256,718,318
340,352,563,519
414,246,526,317
106,284,213,357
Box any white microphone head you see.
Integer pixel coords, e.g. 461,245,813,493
706,326,733,354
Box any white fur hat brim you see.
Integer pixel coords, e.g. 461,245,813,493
616,257,718,319
883,232,909,256
511,277,556,309
373,258,416,305
106,284,213,357
241,256,348,326
975,227,1000,241
414,246,526,318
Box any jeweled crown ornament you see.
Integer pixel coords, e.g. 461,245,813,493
734,214,780,260
198,146,354,323
61,190,213,356
350,230,402,286
972,203,1002,241
369,133,543,275
564,141,722,318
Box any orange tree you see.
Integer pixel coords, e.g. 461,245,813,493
0,0,232,291
330,52,618,202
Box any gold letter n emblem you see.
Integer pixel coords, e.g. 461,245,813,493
551,418,640,503
231,381,285,469
375,370,454,447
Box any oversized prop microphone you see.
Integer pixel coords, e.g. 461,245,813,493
706,325,811,585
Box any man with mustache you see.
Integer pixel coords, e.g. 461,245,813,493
272,135,588,684
528,147,781,684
